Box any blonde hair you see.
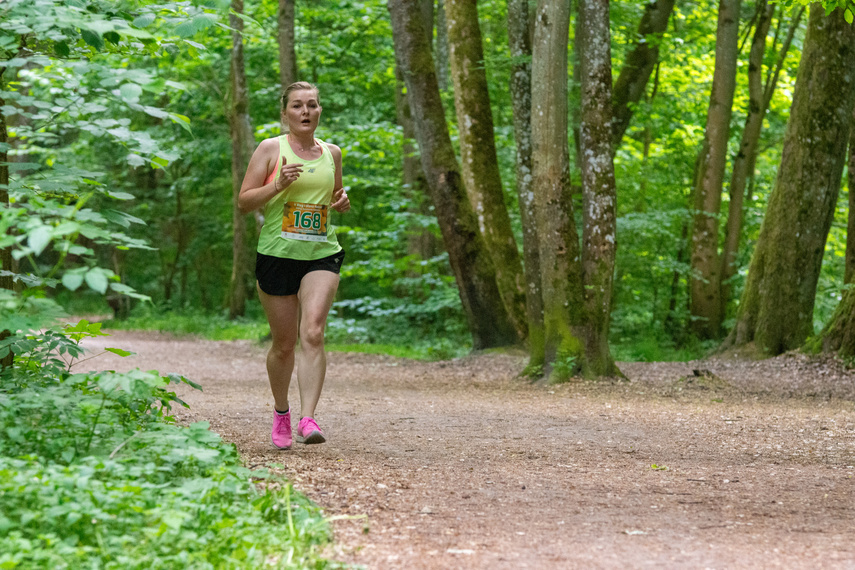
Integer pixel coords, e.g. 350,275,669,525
281,81,320,111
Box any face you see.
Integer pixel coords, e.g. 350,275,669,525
283,89,321,134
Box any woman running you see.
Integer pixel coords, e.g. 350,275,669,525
238,81,350,449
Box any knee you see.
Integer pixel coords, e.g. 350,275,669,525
270,339,296,361
300,322,326,349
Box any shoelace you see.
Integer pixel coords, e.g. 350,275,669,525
274,417,289,433
301,418,320,434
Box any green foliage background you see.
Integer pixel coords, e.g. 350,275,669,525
2,1,849,357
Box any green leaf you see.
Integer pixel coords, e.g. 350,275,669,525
151,156,170,169
133,13,157,28
174,21,197,37
107,191,135,200
104,31,121,45
846,9,853,23
119,83,142,102
62,271,83,291
54,41,70,57
80,29,104,51
126,153,146,167
168,113,192,134
105,347,134,357
84,268,109,294
27,225,52,256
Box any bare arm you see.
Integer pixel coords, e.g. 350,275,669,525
237,138,304,214
327,143,350,213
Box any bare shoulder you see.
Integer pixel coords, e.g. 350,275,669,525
325,142,342,160
256,136,281,156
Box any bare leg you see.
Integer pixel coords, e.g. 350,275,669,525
296,270,340,418
257,282,299,412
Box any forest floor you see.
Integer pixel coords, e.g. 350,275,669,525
85,330,855,569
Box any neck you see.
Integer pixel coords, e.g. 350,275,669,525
289,132,315,150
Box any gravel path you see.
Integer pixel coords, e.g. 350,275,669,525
87,331,855,569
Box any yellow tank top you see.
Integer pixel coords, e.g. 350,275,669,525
256,135,342,260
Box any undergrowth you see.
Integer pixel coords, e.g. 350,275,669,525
0,320,335,569
103,302,472,361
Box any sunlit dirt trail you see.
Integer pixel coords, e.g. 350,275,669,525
88,330,855,569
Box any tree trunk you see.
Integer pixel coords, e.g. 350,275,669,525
0,85,12,296
0,75,13,369
532,0,587,378
610,0,676,149
688,0,741,339
818,286,855,357
277,0,298,96
388,0,518,349
508,0,544,368
846,108,855,285
724,6,855,355
228,0,254,319
445,0,528,342
570,0,582,174
720,4,804,311
719,0,774,311
434,0,451,91
578,0,619,377
395,66,439,261
394,0,437,262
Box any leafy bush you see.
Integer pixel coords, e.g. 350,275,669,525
104,305,270,341
0,322,334,569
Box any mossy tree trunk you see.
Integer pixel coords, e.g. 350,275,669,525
818,287,855,358
388,0,518,349
394,0,437,263
228,0,254,319
445,0,528,342
0,73,13,369
578,0,619,377
724,6,855,355
532,0,587,378
277,0,298,96
610,0,676,149
688,0,741,339
825,109,855,357
508,0,545,368
846,108,855,285
720,4,804,317
434,0,450,92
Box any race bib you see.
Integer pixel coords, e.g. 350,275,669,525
282,201,328,242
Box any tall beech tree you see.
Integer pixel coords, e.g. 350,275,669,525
508,0,544,365
228,0,254,319
530,0,620,378
435,0,451,91
724,5,855,355
531,0,583,375
277,0,298,92
394,0,436,261
688,0,741,339
388,0,518,349
847,112,855,285
610,0,676,149
445,0,528,341
578,0,619,376
277,0,298,134
823,110,855,358
0,74,12,369
719,4,804,314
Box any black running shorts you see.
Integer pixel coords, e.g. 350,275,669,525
255,249,345,296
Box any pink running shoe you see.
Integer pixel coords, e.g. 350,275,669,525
296,416,326,444
271,410,292,449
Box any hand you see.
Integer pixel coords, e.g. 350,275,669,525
274,157,303,192
331,187,350,213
